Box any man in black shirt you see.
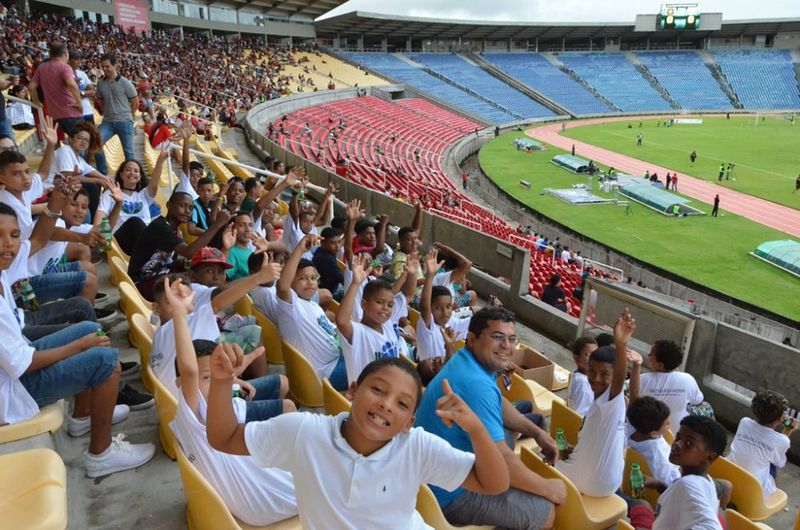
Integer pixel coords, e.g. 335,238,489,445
312,226,345,300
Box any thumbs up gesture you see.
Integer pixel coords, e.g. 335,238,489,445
435,379,481,434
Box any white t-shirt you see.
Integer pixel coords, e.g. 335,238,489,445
75,69,94,116
729,417,789,497
415,314,470,361
556,387,626,497
0,241,39,424
276,290,341,379
171,392,297,526
567,371,593,417
98,188,156,233
340,319,407,384
0,173,44,240
280,214,317,254
653,475,722,530
639,372,703,431
250,285,279,324
176,171,199,201
150,303,219,398
560,250,571,263
628,436,681,486
27,221,93,276
47,145,95,187
244,412,474,530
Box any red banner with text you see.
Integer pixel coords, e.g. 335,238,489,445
114,0,151,34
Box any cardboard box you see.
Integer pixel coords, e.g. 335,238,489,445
511,346,554,389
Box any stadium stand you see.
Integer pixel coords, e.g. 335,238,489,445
636,51,734,110
483,53,613,115
713,49,800,109
557,53,673,112
340,53,518,123
406,54,555,119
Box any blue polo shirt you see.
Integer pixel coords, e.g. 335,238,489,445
414,347,505,508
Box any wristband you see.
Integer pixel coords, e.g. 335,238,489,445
43,205,62,219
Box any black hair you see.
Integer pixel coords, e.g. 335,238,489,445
651,340,683,371
152,273,191,301
330,216,347,231
244,177,261,193
548,274,561,287
468,306,515,336
589,345,616,364
354,219,374,235
115,159,148,191
297,258,315,271
398,226,416,240
431,285,452,302
751,391,788,425
417,359,438,386
169,190,193,204
248,251,266,276
627,397,671,434
196,177,214,187
234,211,253,221
595,332,614,347
679,415,727,457
571,336,598,357
227,176,244,188
100,53,117,65
357,357,423,411
0,150,27,172
298,210,315,220
320,226,343,239
175,339,217,376
362,279,393,301
72,187,90,200
0,202,18,219
49,41,67,58
189,161,205,173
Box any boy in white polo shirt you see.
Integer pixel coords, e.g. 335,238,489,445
729,390,796,499
207,353,510,530
567,336,597,416
627,396,681,487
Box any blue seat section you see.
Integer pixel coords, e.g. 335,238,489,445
636,52,732,110
341,53,517,123
557,53,672,112
483,53,612,115
406,54,555,119
713,49,800,110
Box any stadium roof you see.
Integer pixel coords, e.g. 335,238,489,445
207,0,347,20
315,11,800,40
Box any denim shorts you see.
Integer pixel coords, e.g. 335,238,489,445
49,258,80,274
29,270,87,304
19,322,119,407
244,374,283,422
328,354,348,391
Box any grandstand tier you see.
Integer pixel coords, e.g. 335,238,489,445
714,49,800,110
636,51,733,110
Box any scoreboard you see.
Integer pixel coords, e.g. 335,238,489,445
657,4,701,30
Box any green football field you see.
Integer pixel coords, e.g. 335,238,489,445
561,116,800,209
478,130,800,322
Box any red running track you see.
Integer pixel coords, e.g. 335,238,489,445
527,118,800,238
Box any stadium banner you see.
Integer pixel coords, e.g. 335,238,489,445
672,118,703,124
114,0,151,34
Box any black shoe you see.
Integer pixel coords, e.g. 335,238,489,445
120,361,139,377
116,384,155,411
94,292,109,303
95,307,118,323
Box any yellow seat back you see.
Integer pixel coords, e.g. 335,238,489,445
725,508,774,530
408,307,420,330
327,299,340,316
709,456,787,521
616,520,634,530
322,378,351,416
119,280,153,321
0,400,64,444
0,448,67,530
146,363,177,460
622,447,661,507
110,255,134,287
415,484,493,530
520,447,627,530
253,309,284,365
281,340,324,408
233,295,254,316
549,400,583,447
129,314,155,392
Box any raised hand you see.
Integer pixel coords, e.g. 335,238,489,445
210,342,244,381
179,122,193,141
345,198,363,221
157,146,170,163
163,276,195,318
300,233,320,251
221,224,236,251
326,181,340,195
214,208,232,227
440,326,456,349
41,115,58,146
626,348,643,366
405,250,421,276
256,252,282,284
435,379,481,433
351,252,373,285
424,248,444,277
613,308,636,345
284,166,306,188
108,181,125,203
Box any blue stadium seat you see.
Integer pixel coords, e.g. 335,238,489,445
636,51,733,110
713,49,800,109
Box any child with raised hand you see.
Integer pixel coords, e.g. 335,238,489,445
629,416,728,530
729,390,797,499
567,336,597,416
336,252,417,384
166,278,298,527
556,308,640,497
206,354,509,530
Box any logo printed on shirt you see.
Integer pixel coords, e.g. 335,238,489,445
121,199,144,215
317,314,342,353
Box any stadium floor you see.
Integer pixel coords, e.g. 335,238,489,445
528,117,800,238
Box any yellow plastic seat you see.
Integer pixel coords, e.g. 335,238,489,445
548,400,583,447
408,307,420,330
621,447,661,507
616,520,634,530
795,508,800,530
0,400,64,444
119,280,153,321
522,378,565,417
497,371,562,417
415,484,493,530
110,255,134,287
233,295,254,316
129,313,156,392
175,443,302,530
281,340,323,408
110,237,130,263
327,299,340,316
520,447,627,530
0,448,67,530
146,363,177,460
253,309,284,365
709,456,787,521
322,377,351,416
725,508,774,530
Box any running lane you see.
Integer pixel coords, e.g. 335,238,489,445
527,119,800,238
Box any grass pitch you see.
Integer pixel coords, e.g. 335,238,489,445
562,116,800,209
479,130,799,322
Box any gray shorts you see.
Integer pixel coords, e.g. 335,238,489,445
442,487,553,530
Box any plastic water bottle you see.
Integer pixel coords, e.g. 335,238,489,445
13,278,39,311
232,384,241,399
99,218,112,253
555,428,569,461
630,463,645,499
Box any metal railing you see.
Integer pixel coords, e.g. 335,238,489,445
4,94,46,142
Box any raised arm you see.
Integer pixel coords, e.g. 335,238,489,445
206,343,251,456
336,253,372,342
211,252,281,313
36,116,59,180
276,233,318,302
401,250,420,299
94,181,124,229
147,147,168,199
252,166,304,223
342,199,362,266
610,308,637,400
411,199,423,232
374,213,389,255
173,210,232,259
629,351,642,401
165,277,202,414
434,242,472,283
312,181,338,227
180,123,192,177
420,248,443,328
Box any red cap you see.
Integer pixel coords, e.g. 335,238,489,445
190,247,233,270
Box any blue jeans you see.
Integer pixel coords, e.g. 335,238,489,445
19,321,118,407
23,296,97,341
55,116,83,136
0,116,15,141
95,119,135,175
29,270,87,304
243,374,283,422
328,354,348,391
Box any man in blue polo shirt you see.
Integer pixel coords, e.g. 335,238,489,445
415,307,566,529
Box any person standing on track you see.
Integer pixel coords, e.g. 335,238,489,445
671,173,678,191
711,195,720,217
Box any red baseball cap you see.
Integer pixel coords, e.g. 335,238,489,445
190,247,233,270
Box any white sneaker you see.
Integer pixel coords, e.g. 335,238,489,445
84,433,156,478
68,404,130,437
